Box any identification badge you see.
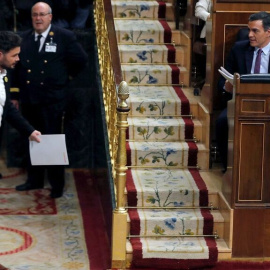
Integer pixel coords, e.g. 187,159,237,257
45,44,57,52
45,37,57,52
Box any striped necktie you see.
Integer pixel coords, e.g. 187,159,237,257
254,49,262,74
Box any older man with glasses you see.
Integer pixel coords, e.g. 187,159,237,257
11,2,88,199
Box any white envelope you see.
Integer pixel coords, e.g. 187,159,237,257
30,134,69,165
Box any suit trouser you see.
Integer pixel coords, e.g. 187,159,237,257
21,101,66,192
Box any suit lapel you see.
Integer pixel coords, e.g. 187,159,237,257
245,47,254,73
28,32,40,56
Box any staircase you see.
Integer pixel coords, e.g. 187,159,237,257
111,0,232,268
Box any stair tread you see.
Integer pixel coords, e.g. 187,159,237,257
112,0,173,20
126,237,231,253
216,239,231,252
182,87,203,104
129,86,199,106
128,116,201,123
122,63,179,68
128,117,201,126
114,19,171,44
127,209,224,221
128,140,207,150
212,210,225,223
199,170,223,194
128,117,197,141
128,90,192,116
128,117,198,125
118,44,176,64
125,169,223,196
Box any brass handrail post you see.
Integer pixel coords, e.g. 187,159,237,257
112,81,130,269
115,81,130,212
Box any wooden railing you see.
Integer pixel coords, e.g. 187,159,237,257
94,0,130,267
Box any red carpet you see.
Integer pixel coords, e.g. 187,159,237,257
112,261,270,270
159,20,172,43
174,87,191,115
73,170,111,270
214,261,270,269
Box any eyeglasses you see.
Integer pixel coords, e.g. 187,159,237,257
31,12,51,18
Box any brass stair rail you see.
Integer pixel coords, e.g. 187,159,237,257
94,0,129,268
94,0,120,177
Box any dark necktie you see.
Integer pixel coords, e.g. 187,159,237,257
254,49,262,74
36,34,42,52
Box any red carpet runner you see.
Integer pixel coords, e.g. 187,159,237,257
73,170,111,270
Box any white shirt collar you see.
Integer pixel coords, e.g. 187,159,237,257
0,69,7,76
256,42,270,55
35,24,51,39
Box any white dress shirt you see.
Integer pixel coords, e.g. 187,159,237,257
35,25,51,52
0,69,7,126
251,42,270,74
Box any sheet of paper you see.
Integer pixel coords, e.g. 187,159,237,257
30,134,69,165
218,66,234,84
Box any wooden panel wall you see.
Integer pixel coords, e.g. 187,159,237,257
226,78,270,257
233,85,270,206
233,208,270,257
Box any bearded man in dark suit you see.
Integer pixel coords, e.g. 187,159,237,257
216,11,270,173
0,31,41,151
12,2,88,198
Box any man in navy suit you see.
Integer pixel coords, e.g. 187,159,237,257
0,31,41,149
216,11,270,172
12,2,88,198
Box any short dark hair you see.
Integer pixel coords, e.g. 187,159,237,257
249,11,270,31
0,31,21,53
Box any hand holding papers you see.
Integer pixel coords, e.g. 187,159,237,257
30,135,69,165
218,67,234,84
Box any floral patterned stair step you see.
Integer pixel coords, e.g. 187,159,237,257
114,19,172,44
126,168,209,207
112,1,169,19
127,141,198,167
118,44,176,64
129,237,217,269
128,208,214,236
128,85,190,116
122,64,180,85
127,141,209,169
127,117,197,141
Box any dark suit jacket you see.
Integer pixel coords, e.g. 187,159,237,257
218,40,270,94
12,24,88,104
3,72,34,137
